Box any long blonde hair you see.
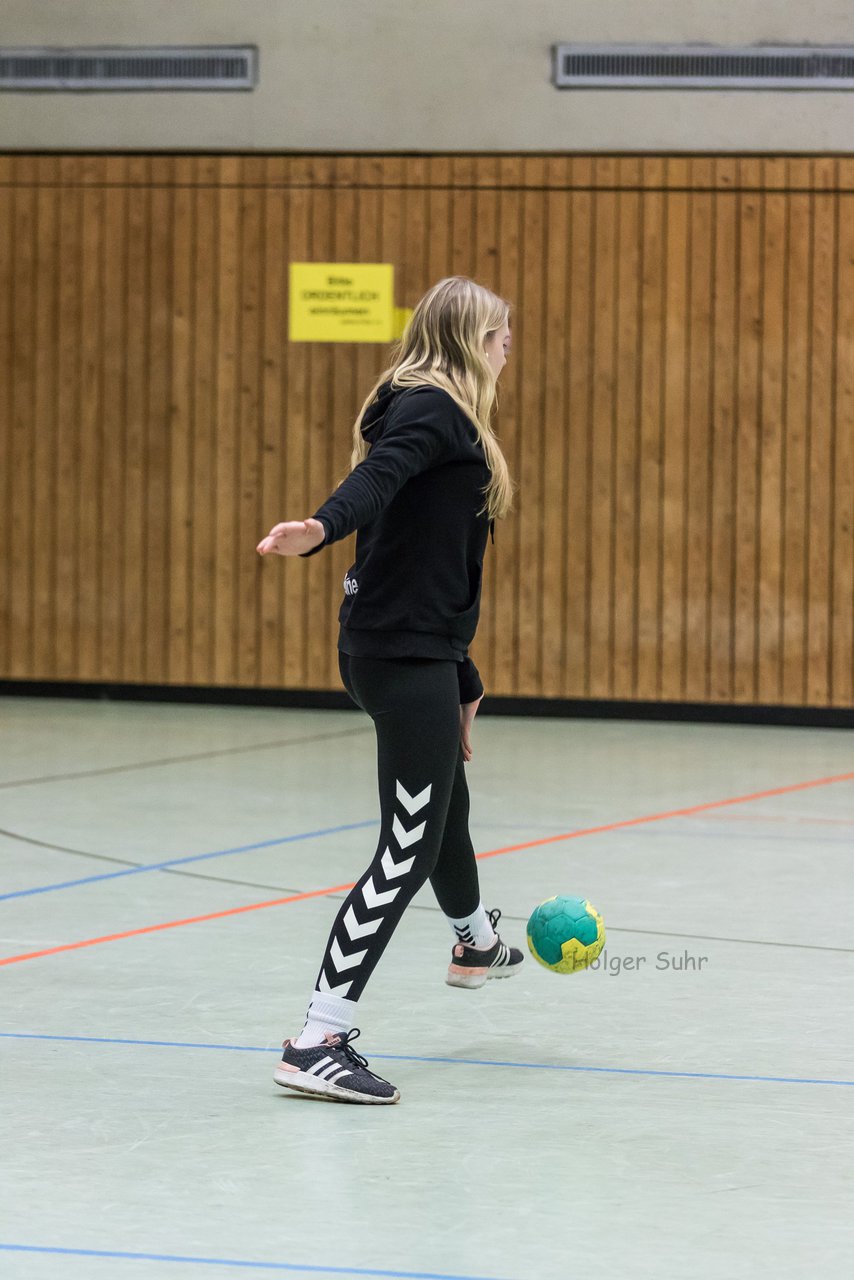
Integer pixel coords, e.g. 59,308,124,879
350,276,513,520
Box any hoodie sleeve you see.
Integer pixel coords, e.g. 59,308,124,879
457,654,484,704
305,389,457,549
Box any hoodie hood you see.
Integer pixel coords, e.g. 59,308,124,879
360,381,398,443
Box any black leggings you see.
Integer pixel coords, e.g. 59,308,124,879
314,654,482,1000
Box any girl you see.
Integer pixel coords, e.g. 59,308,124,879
256,276,522,1104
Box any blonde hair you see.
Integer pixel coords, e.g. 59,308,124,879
350,276,513,520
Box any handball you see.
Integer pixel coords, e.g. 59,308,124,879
526,896,605,973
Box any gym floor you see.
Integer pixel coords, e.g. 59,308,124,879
1,696,852,1280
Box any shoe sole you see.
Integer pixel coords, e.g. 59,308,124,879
446,963,523,989
273,1067,400,1105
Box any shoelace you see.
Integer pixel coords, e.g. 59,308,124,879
336,1028,371,1071
487,907,503,931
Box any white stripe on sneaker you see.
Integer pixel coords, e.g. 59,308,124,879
315,1062,343,1080
305,1056,333,1076
327,1068,352,1084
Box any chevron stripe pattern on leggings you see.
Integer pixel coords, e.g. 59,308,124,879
318,779,432,996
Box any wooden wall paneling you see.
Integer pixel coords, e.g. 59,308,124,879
733,157,763,703
635,156,666,700
0,158,11,674
9,157,36,676
659,158,690,701
539,160,570,699
756,158,788,704
564,157,595,698
30,157,60,678
100,157,128,683
492,156,523,695
832,171,854,707
807,158,838,704
235,157,264,687
1,152,850,707
55,155,85,680
470,156,501,687
683,157,715,701
77,158,106,680
190,156,219,685
281,165,310,689
166,156,195,685
708,159,739,702
516,155,547,696
145,158,176,684
612,156,642,698
307,155,339,688
303,160,337,691
325,155,361,692
213,157,241,685
587,157,619,699
257,157,287,689
781,175,812,704
450,155,475,278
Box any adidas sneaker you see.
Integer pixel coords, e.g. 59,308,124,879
273,1029,400,1104
446,907,524,989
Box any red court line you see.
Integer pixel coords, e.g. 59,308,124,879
2,769,851,968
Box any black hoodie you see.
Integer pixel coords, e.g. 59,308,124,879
308,383,491,702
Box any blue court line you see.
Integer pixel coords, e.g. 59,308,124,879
0,1244,513,1280
0,820,376,902
2,1032,851,1088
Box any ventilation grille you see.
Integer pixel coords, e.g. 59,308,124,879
0,46,257,90
553,44,854,90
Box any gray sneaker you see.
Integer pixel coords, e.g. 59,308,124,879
273,1029,400,1104
446,908,524,989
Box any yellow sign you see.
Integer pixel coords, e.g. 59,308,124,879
289,263,395,342
393,306,413,339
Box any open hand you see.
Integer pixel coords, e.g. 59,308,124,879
256,519,325,557
459,695,483,763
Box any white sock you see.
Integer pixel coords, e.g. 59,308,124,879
293,991,358,1048
447,903,496,950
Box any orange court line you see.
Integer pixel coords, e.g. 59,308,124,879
1,769,852,968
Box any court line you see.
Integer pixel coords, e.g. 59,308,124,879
1,1032,851,1087
1,768,851,968
0,821,376,901
5,807,852,906
0,724,371,791
471,770,854,861
0,1243,512,1280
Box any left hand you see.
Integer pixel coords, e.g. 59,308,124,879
459,695,483,763
256,518,325,557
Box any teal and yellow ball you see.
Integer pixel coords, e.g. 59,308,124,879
526,896,605,973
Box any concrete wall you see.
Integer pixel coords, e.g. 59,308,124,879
1,0,853,152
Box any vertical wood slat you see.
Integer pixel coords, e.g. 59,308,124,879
168,156,195,686
684,157,714,701
565,157,594,699
833,171,854,707
55,156,84,680
0,154,851,709
31,157,60,679
10,158,36,676
733,157,764,704
78,160,106,681
808,158,838,705
660,158,690,701
587,158,618,699
612,157,641,698
636,156,666,700
190,155,219,685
